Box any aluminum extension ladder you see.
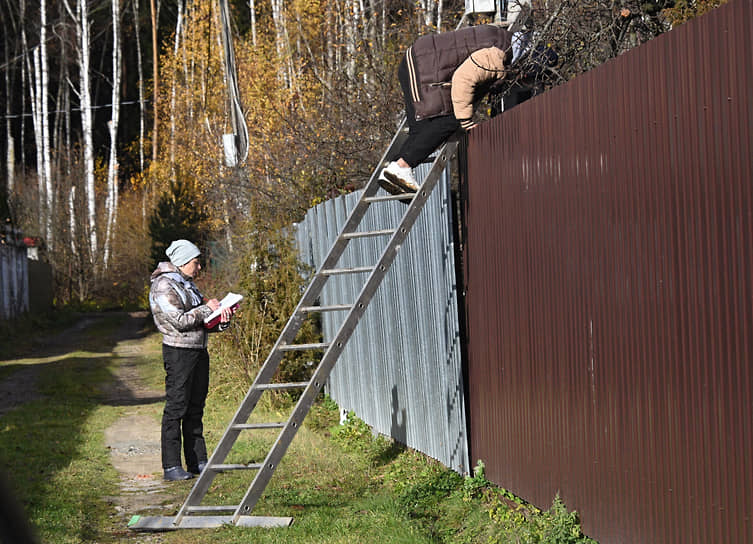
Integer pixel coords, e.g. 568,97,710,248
129,124,459,531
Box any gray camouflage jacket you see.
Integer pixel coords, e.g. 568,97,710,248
149,261,217,349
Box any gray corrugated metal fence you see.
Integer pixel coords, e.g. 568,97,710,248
296,164,469,474
463,1,753,542
0,226,29,320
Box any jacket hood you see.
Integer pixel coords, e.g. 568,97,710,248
151,261,181,280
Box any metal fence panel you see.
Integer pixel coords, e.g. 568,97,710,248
0,227,29,321
296,166,469,474
462,2,753,542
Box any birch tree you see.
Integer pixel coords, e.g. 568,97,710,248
18,2,40,230
169,0,184,177
26,47,44,233
51,25,70,179
19,0,53,242
40,0,53,246
150,0,160,162
4,72,14,195
419,0,443,31
343,0,357,82
248,0,257,46
103,0,123,267
1,2,18,195
271,0,294,87
64,0,97,261
16,0,29,182
133,0,146,174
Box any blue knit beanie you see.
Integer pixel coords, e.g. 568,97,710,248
166,240,201,267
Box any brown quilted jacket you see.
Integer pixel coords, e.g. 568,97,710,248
406,24,512,123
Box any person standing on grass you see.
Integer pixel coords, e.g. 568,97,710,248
149,239,234,481
379,23,513,195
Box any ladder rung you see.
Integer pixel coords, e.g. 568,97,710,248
253,382,310,390
185,505,237,513
170,134,454,528
341,229,396,239
298,304,352,313
364,194,414,203
212,463,264,471
277,342,329,352
319,266,373,275
231,422,286,430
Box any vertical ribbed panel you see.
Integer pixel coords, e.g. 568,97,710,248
295,166,469,474
0,227,29,320
463,2,753,542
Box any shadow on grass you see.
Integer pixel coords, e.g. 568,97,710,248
0,355,118,541
373,440,406,466
0,311,160,542
1,310,153,363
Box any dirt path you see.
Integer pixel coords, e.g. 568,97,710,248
1,312,186,541
102,312,182,533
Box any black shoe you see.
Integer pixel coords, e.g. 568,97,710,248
163,466,195,481
187,461,207,475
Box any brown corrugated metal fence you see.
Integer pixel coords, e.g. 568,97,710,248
461,1,753,542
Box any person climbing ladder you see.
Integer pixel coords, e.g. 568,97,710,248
379,23,513,194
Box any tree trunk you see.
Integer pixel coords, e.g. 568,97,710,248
420,0,440,30
3,30,15,194
52,36,65,163
19,1,27,181
20,6,40,226
133,0,146,173
62,67,72,184
5,130,13,196
40,0,53,248
27,46,44,233
344,0,356,83
150,0,159,162
248,0,257,46
75,0,98,260
271,0,291,87
104,0,122,268
169,0,184,178
69,185,77,257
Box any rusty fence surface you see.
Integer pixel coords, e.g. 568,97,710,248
462,1,753,542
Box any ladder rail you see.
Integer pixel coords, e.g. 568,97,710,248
173,126,457,527
175,167,390,522
231,142,458,522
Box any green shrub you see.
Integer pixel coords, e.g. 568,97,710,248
331,411,376,452
397,465,463,513
148,177,210,269
463,459,491,500
208,220,320,404
331,411,401,466
487,492,597,544
306,394,340,432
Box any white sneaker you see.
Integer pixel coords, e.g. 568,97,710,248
378,168,404,195
382,161,419,193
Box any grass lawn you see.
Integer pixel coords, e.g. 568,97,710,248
0,311,596,543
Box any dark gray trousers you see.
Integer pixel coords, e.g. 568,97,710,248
161,345,209,469
394,56,460,168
